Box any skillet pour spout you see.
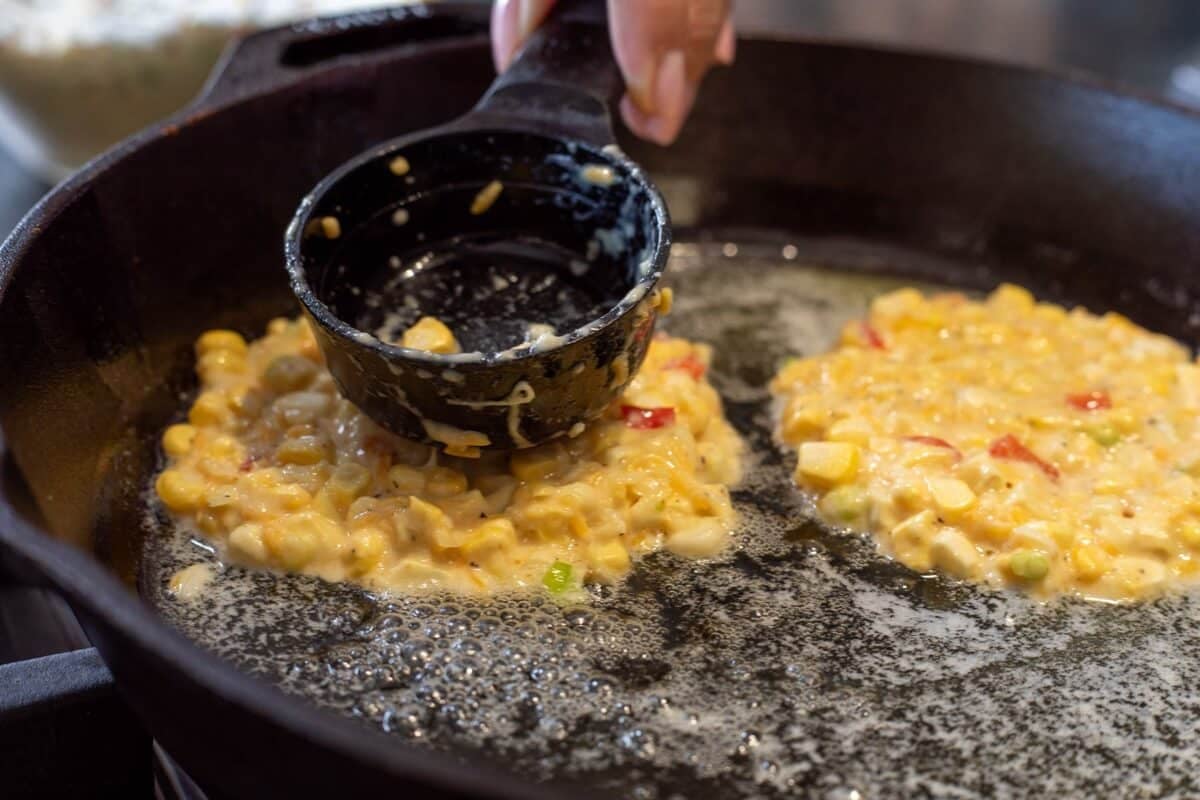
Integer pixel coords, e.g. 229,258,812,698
284,0,672,451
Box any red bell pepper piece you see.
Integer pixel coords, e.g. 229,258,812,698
989,434,1059,480
621,405,676,429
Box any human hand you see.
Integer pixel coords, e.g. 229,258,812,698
491,0,735,145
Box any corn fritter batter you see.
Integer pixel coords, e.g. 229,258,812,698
155,317,742,595
773,284,1200,601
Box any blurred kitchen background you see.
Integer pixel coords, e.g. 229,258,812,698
3,0,1200,239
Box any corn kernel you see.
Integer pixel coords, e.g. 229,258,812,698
820,485,870,523
162,424,197,457
1071,544,1110,581
826,417,873,445
228,522,268,562
1175,517,1200,549
425,467,468,497
1009,549,1050,581
511,448,561,482
268,483,312,512
589,539,632,577
928,478,976,515
196,329,247,356
205,486,238,508
401,316,460,354
349,526,388,575
930,528,980,578
263,356,316,393
989,283,1035,312
388,464,426,494
328,462,371,502
797,442,860,484
188,392,229,426
782,403,830,441
665,518,727,558
275,436,329,465
263,519,319,569
156,469,206,511
460,519,518,561
402,496,452,545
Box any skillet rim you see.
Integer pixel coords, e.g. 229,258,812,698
4,10,1200,794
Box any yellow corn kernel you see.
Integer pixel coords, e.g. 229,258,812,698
228,522,268,562
460,519,518,561
263,519,320,570
1009,549,1050,581
388,155,410,176
275,436,329,465
656,286,674,314
589,539,632,577
1175,516,1200,549
349,526,388,575
1109,408,1140,433
196,329,247,356
327,462,371,504
930,527,980,578
665,517,727,558
206,434,242,461
988,283,1035,312
781,402,830,442
511,448,561,482
470,180,504,215
267,483,313,512
826,417,873,445
162,424,197,457
204,485,238,508
400,316,460,354
262,355,317,393
797,442,860,485
402,496,452,545
310,487,340,521
197,349,247,378
425,467,468,497
819,484,870,523
156,469,206,512
889,509,937,555
1071,544,1111,581
928,478,976,515
188,392,230,426
387,464,426,494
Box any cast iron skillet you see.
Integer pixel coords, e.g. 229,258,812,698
4,3,1200,797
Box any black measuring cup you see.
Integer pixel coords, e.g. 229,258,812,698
285,0,671,451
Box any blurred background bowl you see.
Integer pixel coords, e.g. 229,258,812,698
0,1,433,183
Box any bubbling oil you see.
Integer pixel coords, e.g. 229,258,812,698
144,242,1200,799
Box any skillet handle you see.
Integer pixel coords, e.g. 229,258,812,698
473,0,621,146
194,6,488,108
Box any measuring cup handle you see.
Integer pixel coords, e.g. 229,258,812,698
472,0,622,146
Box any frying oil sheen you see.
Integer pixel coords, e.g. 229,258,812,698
144,243,1200,799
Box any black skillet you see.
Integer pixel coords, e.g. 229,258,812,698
5,3,1200,797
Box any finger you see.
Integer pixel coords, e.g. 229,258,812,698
713,13,735,66
683,0,729,81
491,0,558,73
609,0,690,114
618,50,699,146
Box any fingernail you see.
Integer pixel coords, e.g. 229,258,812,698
518,0,553,41
625,54,658,115
491,0,519,71
714,18,736,65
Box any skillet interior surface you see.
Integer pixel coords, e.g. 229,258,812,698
6,10,1200,798
140,238,1200,799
